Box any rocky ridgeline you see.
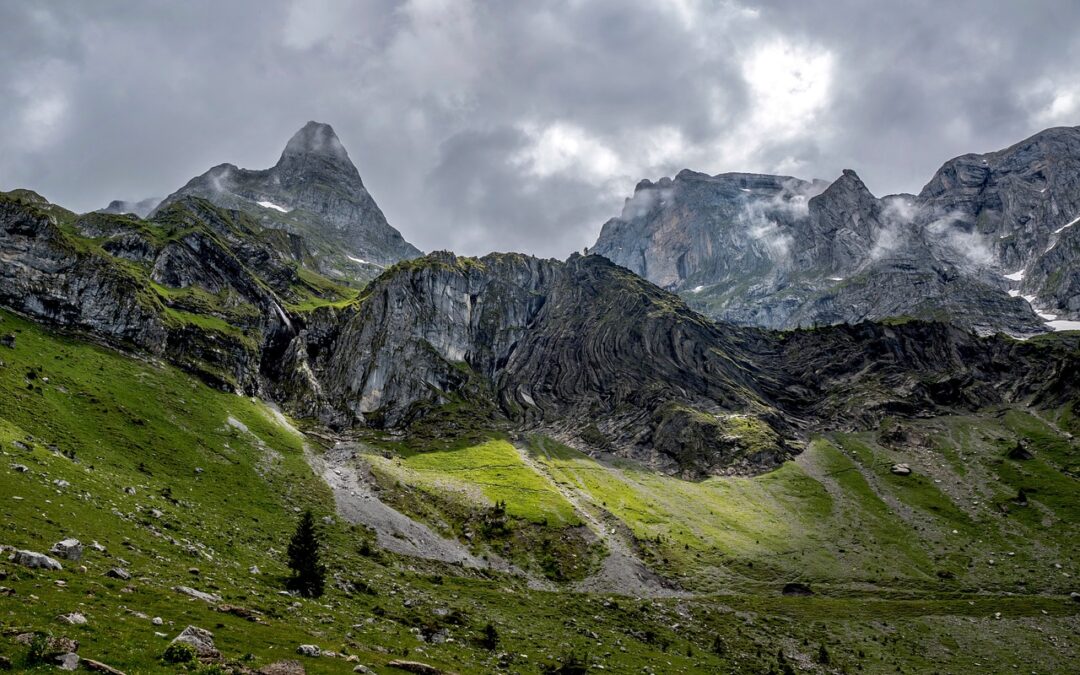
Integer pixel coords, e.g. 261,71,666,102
3,183,1080,478
591,126,1080,333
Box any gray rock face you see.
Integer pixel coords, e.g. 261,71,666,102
591,126,1080,333
153,121,421,280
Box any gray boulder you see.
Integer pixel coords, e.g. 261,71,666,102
171,625,219,658
50,538,83,561
55,653,79,671
296,644,320,657
13,549,62,570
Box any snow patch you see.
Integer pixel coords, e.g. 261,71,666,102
256,200,290,213
827,277,844,282
1053,216,1079,235
1047,319,1080,331
691,285,706,293
1003,269,1025,281
347,255,384,268
1008,289,1020,297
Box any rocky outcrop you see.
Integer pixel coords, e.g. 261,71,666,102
153,121,421,280
592,126,1080,332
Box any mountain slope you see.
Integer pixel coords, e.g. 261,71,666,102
592,126,1080,333
154,121,421,282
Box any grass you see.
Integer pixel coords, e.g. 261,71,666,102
0,308,1077,673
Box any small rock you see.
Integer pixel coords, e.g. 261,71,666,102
88,540,106,554
123,487,135,495
105,567,131,580
10,463,29,473
58,612,87,625
0,334,15,348
249,565,260,574
188,567,200,575
258,660,307,675
1070,591,1080,603
150,509,163,518
152,616,163,625
54,479,70,489
890,463,912,476
55,653,80,671
194,467,204,474
76,565,87,574
296,644,321,657
173,585,221,603
171,625,219,658
385,660,450,675
353,666,374,674
82,657,127,674
13,549,63,570
50,538,83,561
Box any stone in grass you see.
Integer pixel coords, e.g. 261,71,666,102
57,612,87,625
55,653,80,671
1071,591,1080,603
781,582,814,596
385,660,454,675
81,658,127,674
170,625,219,658
258,660,308,675
296,644,321,657
105,567,131,580
12,549,63,570
9,463,28,473
890,463,912,476
50,538,83,561
353,666,374,674
173,585,221,603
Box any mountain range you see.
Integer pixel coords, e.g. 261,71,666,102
592,126,1080,335
1,122,1078,673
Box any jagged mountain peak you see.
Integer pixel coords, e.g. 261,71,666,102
279,120,352,165
152,122,420,275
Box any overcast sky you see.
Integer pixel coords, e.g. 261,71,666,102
2,1,1079,258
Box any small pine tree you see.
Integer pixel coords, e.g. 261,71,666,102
287,510,326,598
480,622,500,650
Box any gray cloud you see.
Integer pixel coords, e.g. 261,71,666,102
1,1,1078,258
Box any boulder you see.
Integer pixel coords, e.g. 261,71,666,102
55,653,80,671
50,539,83,561
171,625,219,658
353,666,374,674
1008,441,1034,461
105,567,131,580
1071,591,1080,603
14,633,79,655
10,463,28,473
57,612,87,625
296,644,321,657
890,463,912,476
12,549,62,570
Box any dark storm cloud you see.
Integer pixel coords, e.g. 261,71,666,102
1,1,1078,258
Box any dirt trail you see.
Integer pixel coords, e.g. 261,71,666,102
516,438,685,598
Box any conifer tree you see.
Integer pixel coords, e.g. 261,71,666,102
286,510,326,598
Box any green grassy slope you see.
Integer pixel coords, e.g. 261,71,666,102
1,309,1078,673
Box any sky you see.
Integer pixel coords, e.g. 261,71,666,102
1,1,1079,259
